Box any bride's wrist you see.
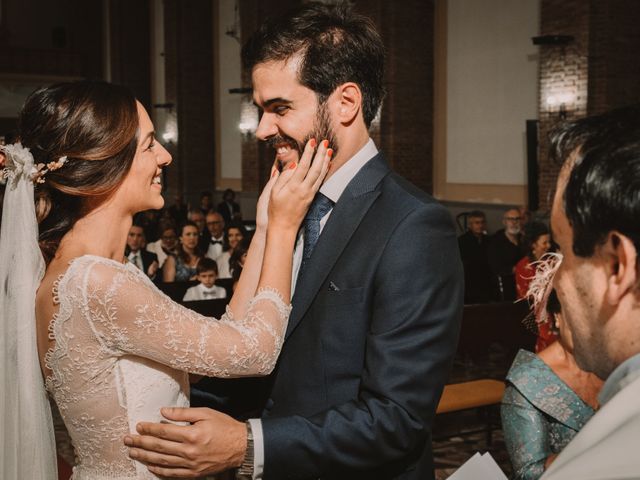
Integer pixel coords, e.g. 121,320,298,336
267,222,299,237
253,224,267,237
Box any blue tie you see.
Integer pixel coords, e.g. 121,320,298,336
301,193,334,271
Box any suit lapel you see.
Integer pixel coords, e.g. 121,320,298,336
285,153,390,339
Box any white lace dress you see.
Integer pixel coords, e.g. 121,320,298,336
45,255,291,479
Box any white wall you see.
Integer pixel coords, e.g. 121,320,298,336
446,0,539,186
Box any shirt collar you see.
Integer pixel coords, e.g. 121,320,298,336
319,138,378,204
199,284,218,293
599,352,640,405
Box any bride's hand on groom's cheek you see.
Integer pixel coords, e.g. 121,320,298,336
268,138,332,231
124,407,247,478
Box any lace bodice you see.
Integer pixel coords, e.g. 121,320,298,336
45,255,291,479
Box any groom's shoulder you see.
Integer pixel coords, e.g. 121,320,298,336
381,170,445,214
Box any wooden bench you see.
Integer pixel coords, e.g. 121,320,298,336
437,379,505,414
435,379,505,445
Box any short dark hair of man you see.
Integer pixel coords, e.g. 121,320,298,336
467,210,485,220
550,104,640,257
197,257,219,276
241,1,385,128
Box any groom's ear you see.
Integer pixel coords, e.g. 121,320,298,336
333,82,362,126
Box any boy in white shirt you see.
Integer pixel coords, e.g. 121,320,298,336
182,257,227,301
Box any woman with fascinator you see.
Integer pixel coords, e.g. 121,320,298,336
501,253,603,480
0,80,331,479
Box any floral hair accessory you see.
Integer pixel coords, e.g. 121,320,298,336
0,142,67,185
33,156,68,184
526,251,563,325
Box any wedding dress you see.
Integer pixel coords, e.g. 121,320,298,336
45,254,290,480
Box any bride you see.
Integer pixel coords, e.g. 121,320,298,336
0,80,330,479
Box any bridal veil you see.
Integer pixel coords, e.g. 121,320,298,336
0,143,57,479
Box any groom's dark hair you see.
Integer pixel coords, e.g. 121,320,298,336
550,104,640,257
241,1,385,128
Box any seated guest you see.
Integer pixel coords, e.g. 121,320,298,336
457,210,495,303
216,222,246,279
487,208,523,300
146,221,178,269
188,207,210,252
183,257,226,301
162,220,203,282
503,269,603,480
539,104,640,480
125,224,159,280
515,222,553,351
205,211,225,260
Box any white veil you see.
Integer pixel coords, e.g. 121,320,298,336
0,143,57,479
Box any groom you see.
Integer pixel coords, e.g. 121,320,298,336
125,3,463,479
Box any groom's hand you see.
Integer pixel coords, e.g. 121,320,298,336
124,407,247,478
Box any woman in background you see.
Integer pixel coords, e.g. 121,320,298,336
514,221,554,351
502,256,603,480
146,220,178,269
162,220,203,282
216,222,247,279
515,222,551,299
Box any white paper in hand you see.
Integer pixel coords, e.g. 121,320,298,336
447,452,508,480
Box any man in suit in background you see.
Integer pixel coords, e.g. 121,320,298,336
217,188,241,224
458,210,495,303
540,105,640,479
205,211,226,260
126,3,463,479
487,208,523,301
125,224,158,280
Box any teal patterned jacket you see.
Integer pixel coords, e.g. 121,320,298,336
501,349,595,480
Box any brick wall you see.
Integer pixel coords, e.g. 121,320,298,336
536,0,590,212
163,0,216,206
373,0,434,193
536,0,640,212
588,0,640,114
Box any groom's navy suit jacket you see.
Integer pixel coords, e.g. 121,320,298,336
259,153,463,479
193,153,463,479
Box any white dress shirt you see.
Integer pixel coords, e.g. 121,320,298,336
249,138,378,479
128,251,143,270
206,235,225,261
216,251,232,279
183,283,227,301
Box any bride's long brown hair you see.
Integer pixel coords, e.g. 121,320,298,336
18,81,139,264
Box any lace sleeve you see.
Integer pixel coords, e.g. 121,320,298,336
81,260,291,377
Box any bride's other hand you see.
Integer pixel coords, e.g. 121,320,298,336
269,138,332,231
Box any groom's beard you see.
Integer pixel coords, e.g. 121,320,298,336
267,102,339,168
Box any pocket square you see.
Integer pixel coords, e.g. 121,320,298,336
328,281,340,291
